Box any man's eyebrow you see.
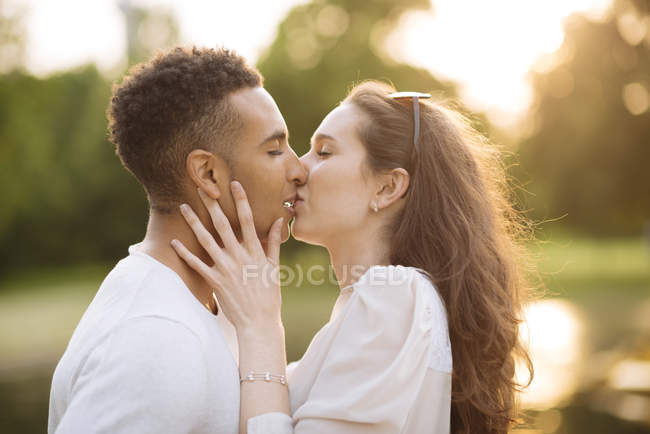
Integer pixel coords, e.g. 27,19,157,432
259,130,287,146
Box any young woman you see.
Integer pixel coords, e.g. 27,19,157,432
172,81,534,433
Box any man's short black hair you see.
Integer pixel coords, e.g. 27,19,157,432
107,46,262,213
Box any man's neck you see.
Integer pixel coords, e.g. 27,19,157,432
135,209,219,315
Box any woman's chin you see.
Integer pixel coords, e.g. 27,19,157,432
290,219,318,245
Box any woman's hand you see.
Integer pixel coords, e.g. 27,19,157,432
173,182,291,427
171,181,284,332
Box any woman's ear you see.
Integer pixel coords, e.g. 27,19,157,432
186,149,229,200
375,168,410,210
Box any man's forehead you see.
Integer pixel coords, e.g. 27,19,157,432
229,87,278,116
228,87,287,136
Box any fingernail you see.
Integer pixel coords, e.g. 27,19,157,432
170,239,178,248
231,180,241,190
180,204,189,214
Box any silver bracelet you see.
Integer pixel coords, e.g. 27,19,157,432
240,371,287,385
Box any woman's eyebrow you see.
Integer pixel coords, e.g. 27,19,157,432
310,133,337,145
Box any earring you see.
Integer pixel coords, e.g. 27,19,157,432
372,202,379,213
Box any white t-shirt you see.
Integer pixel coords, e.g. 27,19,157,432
48,245,247,433
248,264,453,433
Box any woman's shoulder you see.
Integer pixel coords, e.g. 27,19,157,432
348,264,442,311
354,265,449,330
353,264,436,293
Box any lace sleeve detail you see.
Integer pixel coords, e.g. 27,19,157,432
415,270,453,373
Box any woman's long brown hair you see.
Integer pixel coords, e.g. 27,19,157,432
344,81,536,433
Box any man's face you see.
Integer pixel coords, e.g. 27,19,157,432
224,87,307,243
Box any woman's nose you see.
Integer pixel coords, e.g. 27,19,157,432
299,153,311,169
296,154,312,184
289,154,309,185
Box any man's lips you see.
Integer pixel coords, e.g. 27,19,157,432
284,205,296,217
282,193,304,209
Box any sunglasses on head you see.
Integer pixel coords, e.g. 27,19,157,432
388,91,432,152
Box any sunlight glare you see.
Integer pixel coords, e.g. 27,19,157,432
387,0,612,127
24,0,126,75
516,299,586,409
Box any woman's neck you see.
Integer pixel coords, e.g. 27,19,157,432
326,231,391,290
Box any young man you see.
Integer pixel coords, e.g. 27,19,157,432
48,46,306,433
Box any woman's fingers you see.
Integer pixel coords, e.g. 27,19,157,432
171,238,220,285
230,181,264,255
179,203,225,264
196,188,240,253
265,217,284,266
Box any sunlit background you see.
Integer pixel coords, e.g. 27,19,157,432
1,0,649,433
12,0,622,125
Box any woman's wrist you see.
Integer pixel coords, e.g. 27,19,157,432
237,322,287,377
237,319,285,341
237,322,286,356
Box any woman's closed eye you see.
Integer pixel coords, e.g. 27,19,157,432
268,149,284,156
317,148,331,157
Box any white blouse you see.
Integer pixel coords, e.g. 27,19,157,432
248,265,453,434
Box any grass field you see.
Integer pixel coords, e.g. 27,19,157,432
2,236,647,366
0,236,648,433
0,247,340,368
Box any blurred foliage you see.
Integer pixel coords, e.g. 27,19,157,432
119,1,179,65
0,3,182,273
517,0,650,236
0,66,148,271
0,0,25,74
257,0,458,158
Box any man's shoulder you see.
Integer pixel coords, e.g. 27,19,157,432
96,253,210,330
64,253,219,369
50,254,239,434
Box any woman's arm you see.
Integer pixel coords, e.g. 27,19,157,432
171,182,291,434
237,325,290,431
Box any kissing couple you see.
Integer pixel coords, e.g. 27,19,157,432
49,46,533,434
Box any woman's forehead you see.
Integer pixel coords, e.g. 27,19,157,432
314,104,365,143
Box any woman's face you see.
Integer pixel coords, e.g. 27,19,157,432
292,103,377,247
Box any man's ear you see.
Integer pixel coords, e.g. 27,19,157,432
375,168,410,210
186,149,230,200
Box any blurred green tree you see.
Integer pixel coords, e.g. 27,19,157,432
257,0,460,158
118,0,179,66
0,0,25,73
0,5,180,274
0,66,148,272
517,0,650,236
